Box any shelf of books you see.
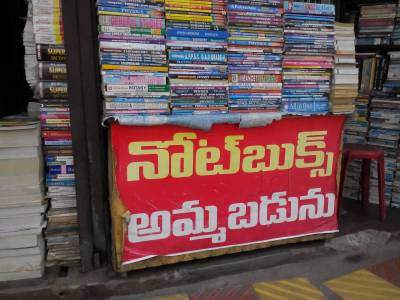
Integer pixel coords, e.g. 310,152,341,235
32,0,81,267
342,1,400,208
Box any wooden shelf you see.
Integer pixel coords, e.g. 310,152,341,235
356,45,400,53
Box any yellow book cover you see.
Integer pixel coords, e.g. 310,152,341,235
166,13,213,23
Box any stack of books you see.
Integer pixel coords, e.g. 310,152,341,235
368,90,400,206
392,1,400,45
24,0,38,89
32,0,81,267
282,1,335,115
393,159,400,207
330,22,357,114
227,0,284,113
166,0,228,115
377,51,400,208
97,0,169,117
357,4,396,46
0,119,45,281
342,94,370,201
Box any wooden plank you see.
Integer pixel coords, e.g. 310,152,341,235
75,0,109,261
62,0,94,272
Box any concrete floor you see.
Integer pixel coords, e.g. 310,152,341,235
1,202,400,300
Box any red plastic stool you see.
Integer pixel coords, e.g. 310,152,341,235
339,143,386,221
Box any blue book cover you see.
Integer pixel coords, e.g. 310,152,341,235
166,28,228,39
228,4,281,14
167,36,226,43
284,14,334,21
48,165,74,174
169,51,226,62
284,101,329,112
284,1,335,16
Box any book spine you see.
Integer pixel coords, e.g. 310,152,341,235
104,102,169,109
36,44,66,62
48,165,74,174
38,62,67,81
99,25,165,35
99,41,166,51
166,28,228,39
38,82,68,99
284,101,329,113
104,84,169,92
97,6,164,17
101,64,168,72
284,2,335,16
227,4,281,14
98,15,165,29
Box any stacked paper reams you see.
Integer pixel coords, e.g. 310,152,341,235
330,22,357,114
0,120,46,281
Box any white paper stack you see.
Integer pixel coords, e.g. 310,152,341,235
0,119,46,281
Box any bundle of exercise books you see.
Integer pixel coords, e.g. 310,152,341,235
357,4,396,46
32,0,81,267
368,90,400,206
392,2,400,45
342,94,370,201
377,51,400,207
0,119,46,281
330,22,357,114
98,0,169,117
166,0,228,115
24,0,38,89
227,0,283,113
282,1,335,115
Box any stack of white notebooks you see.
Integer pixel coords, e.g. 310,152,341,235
0,119,46,281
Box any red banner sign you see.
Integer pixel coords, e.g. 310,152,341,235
111,116,344,265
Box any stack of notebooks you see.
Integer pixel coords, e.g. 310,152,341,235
24,0,38,90
342,94,370,201
227,0,284,113
367,90,400,206
392,1,400,45
0,120,45,281
97,0,169,117
378,51,400,208
330,22,357,114
32,0,81,267
357,4,396,46
282,1,335,115
166,0,228,115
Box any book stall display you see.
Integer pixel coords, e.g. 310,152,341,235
7,0,400,277
339,0,400,210
95,1,349,272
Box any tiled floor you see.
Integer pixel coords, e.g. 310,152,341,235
156,257,400,300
